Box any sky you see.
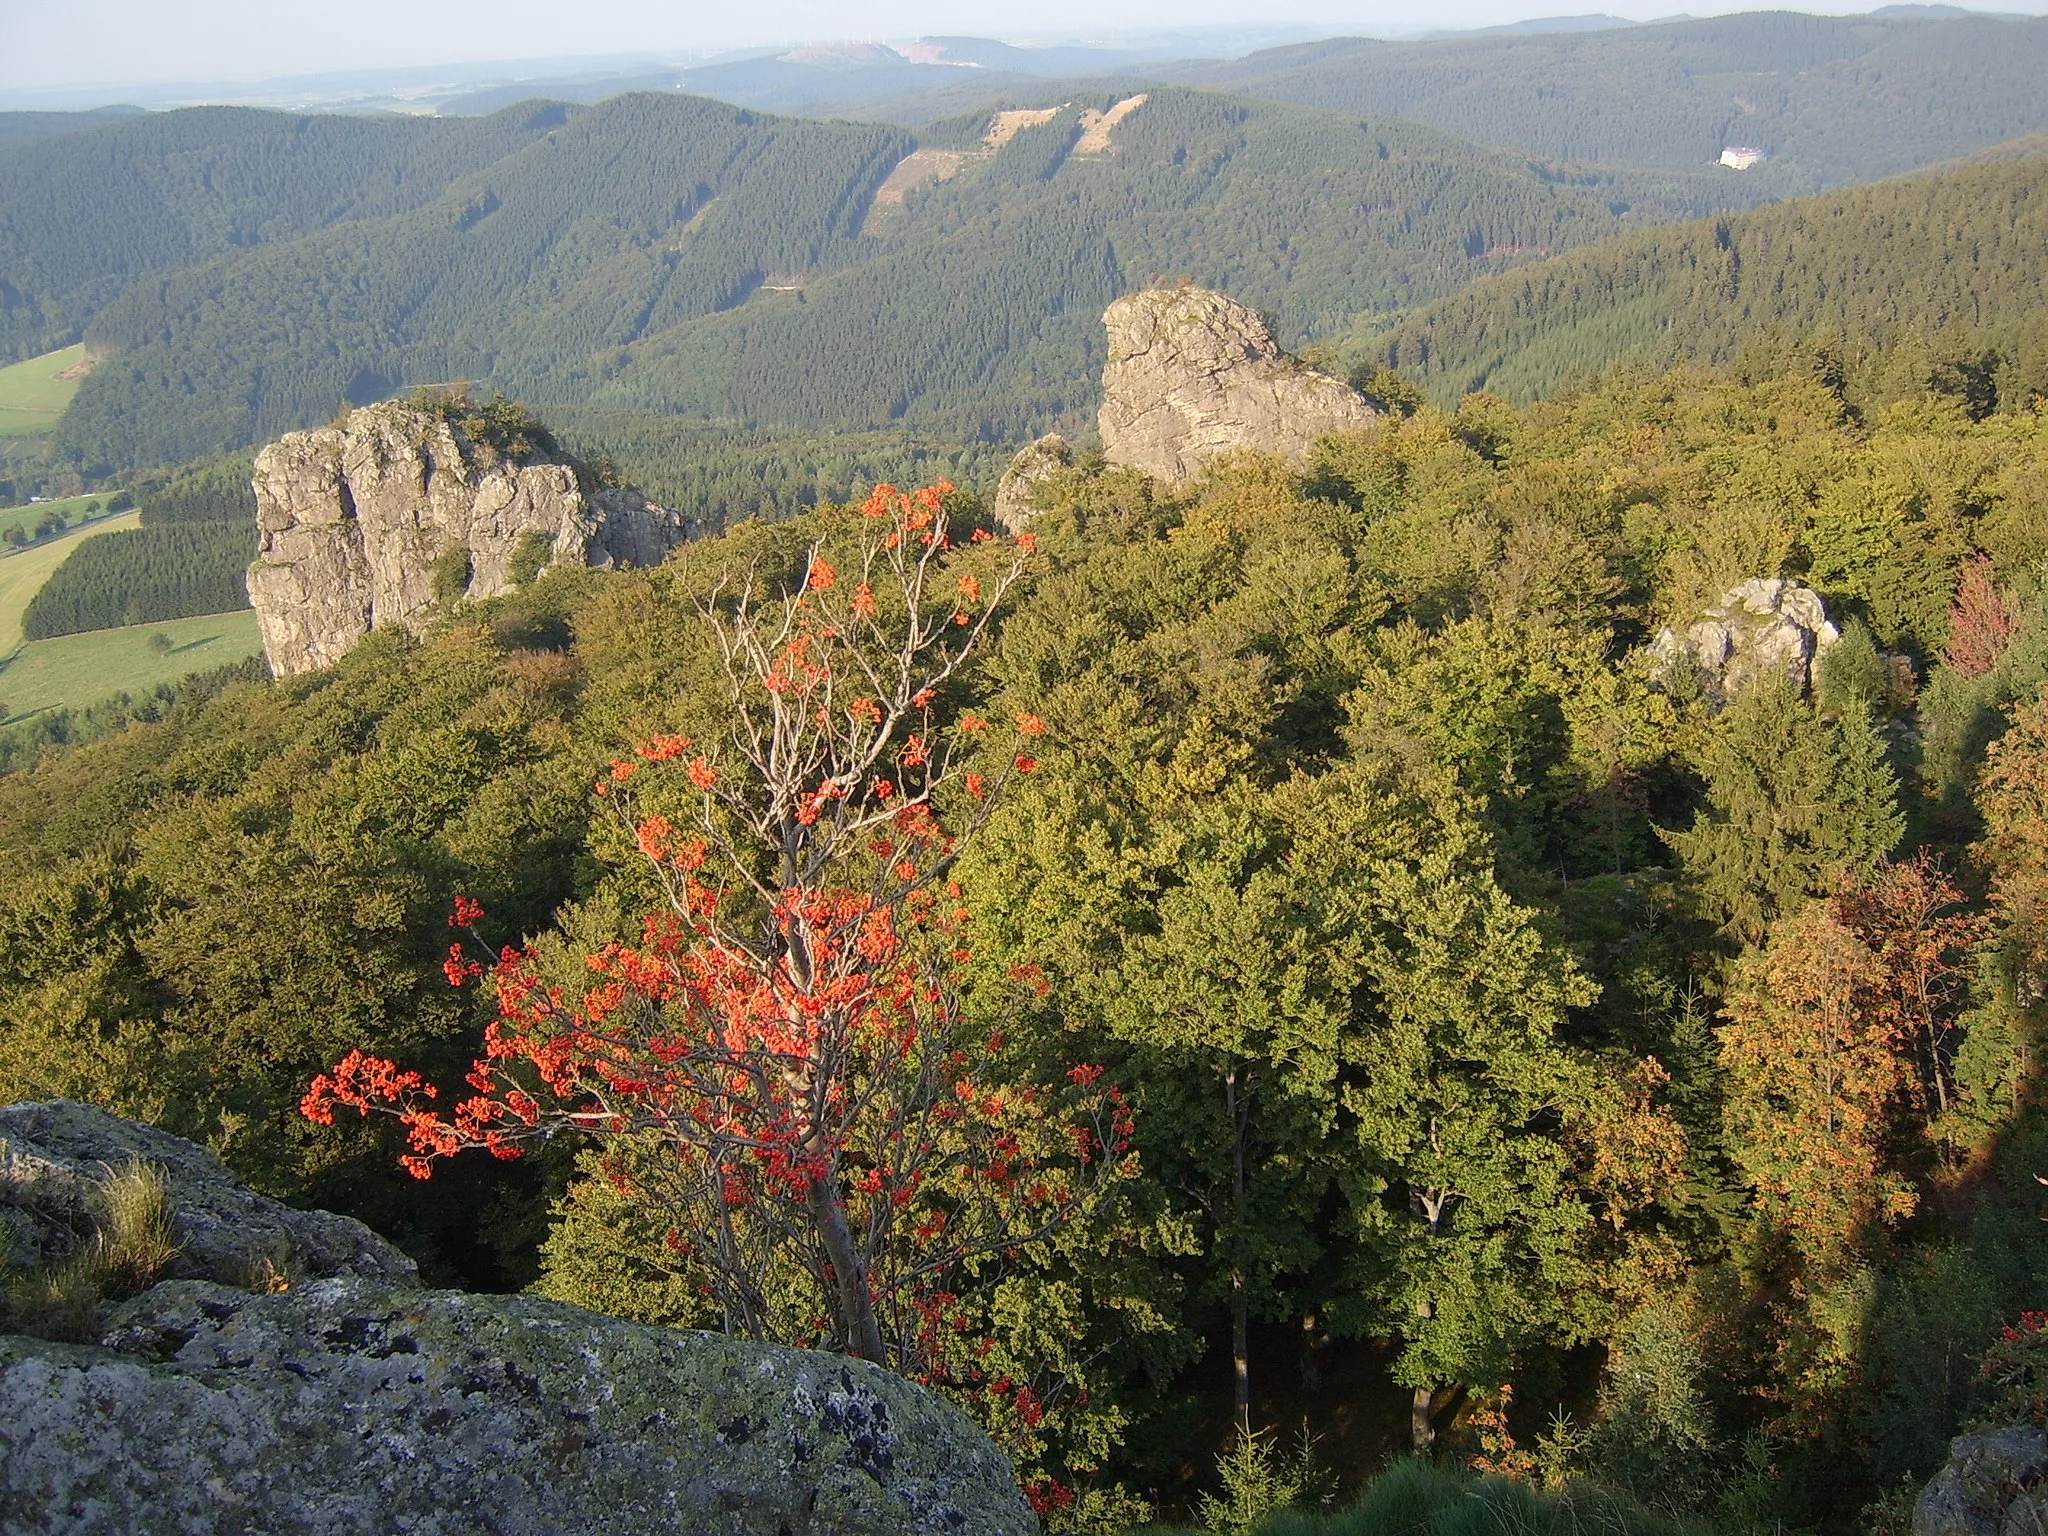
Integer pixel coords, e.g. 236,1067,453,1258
5,0,2047,93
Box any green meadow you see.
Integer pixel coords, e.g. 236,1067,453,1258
0,493,120,544
0,608,263,722
0,507,140,652
0,343,88,436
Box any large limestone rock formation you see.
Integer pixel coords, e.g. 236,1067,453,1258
993,434,1072,533
248,400,688,677
1914,1426,2048,1536
0,1103,1036,1536
1648,577,1841,704
1098,287,1378,486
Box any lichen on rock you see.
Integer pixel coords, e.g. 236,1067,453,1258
0,1103,1037,1536
1913,1426,2048,1536
1097,286,1378,486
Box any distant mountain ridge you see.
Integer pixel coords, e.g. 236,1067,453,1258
36,88,1695,471
1164,10,2048,192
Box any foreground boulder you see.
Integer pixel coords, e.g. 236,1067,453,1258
0,1103,1036,1536
1098,287,1378,486
248,399,689,676
1648,577,1841,704
1914,1426,2048,1536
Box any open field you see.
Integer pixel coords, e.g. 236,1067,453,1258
0,344,88,436
0,493,120,544
0,507,140,652
0,608,263,722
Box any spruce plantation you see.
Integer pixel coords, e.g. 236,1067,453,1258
4,8,2048,1534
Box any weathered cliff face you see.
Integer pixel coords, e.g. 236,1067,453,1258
248,401,688,677
1098,287,1378,486
993,434,1072,533
1647,577,1841,704
0,1102,1037,1536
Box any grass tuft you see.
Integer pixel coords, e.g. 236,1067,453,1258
95,1158,179,1293
2,1157,180,1342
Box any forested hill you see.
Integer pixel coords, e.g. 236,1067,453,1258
49,88,1664,471
0,103,576,363
1363,144,2048,406
0,106,145,147
51,93,906,470
1190,10,2048,195
590,91,1650,442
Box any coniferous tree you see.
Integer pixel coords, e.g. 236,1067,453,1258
1665,679,1903,945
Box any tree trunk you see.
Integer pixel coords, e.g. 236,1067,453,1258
1411,1384,1438,1451
1233,1282,1250,1425
1411,1288,1438,1451
1299,1313,1325,1394
1225,1065,1250,1423
808,1174,886,1365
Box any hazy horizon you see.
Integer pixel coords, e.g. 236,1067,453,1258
8,0,2048,99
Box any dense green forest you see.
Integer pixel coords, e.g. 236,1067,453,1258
594,92,1683,443
0,106,144,147
134,454,255,526
48,92,911,470
1195,11,2048,193
1360,148,2048,406
0,102,576,365
34,87,1764,474
544,410,1011,531
8,11,2045,481
7,349,2048,1529
19,521,253,638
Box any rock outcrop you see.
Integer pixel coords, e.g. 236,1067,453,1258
248,400,688,677
1914,1427,2048,1536
1648,577,1841,704
0,1100,413,1288
0,1103,1036,1536
993,434,1072,532
1098,287,1378,486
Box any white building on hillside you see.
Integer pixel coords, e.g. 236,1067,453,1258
1719,146,1768,170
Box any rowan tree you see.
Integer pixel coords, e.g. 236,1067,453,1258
305,486,1135,1442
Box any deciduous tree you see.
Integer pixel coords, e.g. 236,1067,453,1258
306,487,1133,1399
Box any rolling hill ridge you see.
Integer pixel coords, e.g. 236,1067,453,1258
1191,9,2048,194
47,88,1681,471
1362,141,2048,406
